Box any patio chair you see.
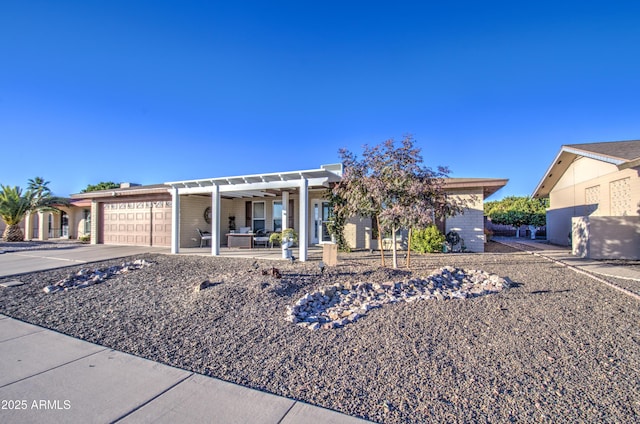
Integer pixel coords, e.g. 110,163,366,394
197,228,212,248
253,229,269,248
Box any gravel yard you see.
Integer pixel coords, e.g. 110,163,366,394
1,242,639,423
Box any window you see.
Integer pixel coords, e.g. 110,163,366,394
252,201,265,231
273,201,282,232
83,209,91,234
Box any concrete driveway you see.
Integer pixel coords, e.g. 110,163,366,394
0,245,169,278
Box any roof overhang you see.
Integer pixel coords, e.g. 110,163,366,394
532,145,628,198
443,178,509,199
71,185,170,199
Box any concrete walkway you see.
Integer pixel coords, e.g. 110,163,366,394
494,237,640,281
0,315,370,423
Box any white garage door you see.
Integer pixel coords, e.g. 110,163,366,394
101,201,172,246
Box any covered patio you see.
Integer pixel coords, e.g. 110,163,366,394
165,164,342,262
177,245,324,261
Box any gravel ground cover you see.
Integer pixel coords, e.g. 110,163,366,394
0,240,83,252
1,242,639,423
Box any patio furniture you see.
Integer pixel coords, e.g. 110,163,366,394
197,228,212,248
253,229,270,248
227,233,253,248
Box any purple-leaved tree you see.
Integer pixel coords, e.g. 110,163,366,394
333,135,465,268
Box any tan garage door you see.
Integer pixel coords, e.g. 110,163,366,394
101,201,172,246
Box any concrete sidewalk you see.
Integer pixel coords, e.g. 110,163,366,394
0,315,370,424
494,237,640,281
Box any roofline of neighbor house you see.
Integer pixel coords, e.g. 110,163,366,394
532,143,638,198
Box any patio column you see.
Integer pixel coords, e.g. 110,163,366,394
298,178,308,262
171,187,180,254
90,200,98,244
38,211,49,240
24,212,33,240
282,191,289,230
211,185,220,256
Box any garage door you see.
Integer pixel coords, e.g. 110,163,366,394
101,201,172,246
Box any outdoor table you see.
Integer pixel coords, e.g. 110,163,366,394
226,233,253,248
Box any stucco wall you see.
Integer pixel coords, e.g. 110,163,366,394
572,216,640,259
345,216,372,250
547,157,640,245
180,195,212,247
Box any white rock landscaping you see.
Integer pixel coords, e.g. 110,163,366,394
43,259,154,294
286,266,510,330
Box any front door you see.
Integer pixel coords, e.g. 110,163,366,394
311,200,333,244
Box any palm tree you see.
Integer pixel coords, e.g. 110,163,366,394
27,176,52,205
0,179,69,242
0,186,34,241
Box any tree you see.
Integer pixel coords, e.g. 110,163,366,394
485,196,549,238
0,186,34,241
27,176,52,201
0,178,69,242
80,181,119,193
332,135,463,268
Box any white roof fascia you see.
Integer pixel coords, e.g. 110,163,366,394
563,147,625,165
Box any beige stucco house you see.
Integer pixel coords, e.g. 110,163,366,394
20,164,506,260
533,140,640,259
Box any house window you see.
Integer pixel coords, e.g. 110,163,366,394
273,201,282,232
610,178,631,216
83,209,91,234
252,201,265,231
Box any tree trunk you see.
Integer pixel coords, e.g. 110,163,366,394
391,227,398,269
515,226,520,238
3,224,24,242
376,215,385,267
406,227,412,268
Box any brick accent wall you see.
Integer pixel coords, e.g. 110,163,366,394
445,189,485,252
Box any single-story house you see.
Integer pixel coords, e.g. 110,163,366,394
20,164,507,260
532,140,640,259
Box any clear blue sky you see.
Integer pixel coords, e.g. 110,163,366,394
2,1,639,199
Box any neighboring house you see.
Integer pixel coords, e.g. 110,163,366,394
532,140,640,259
22,164,507,260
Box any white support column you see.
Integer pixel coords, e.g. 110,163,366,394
282,191,289,230
24,212,33,240
298,178,308,262
38,211,48,240
90,200,98,244
211,185,220,256
171,188,180,254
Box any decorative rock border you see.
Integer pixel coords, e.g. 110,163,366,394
286,266,510,330
43,259,154,294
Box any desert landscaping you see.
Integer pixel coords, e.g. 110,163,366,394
1,242,639,423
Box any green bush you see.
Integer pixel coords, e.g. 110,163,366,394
410,225,445,253
269,228,298,246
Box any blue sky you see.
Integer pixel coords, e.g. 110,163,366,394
1,1,639,199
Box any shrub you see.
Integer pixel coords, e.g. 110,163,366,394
410,225,445,253
269,228,298,246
